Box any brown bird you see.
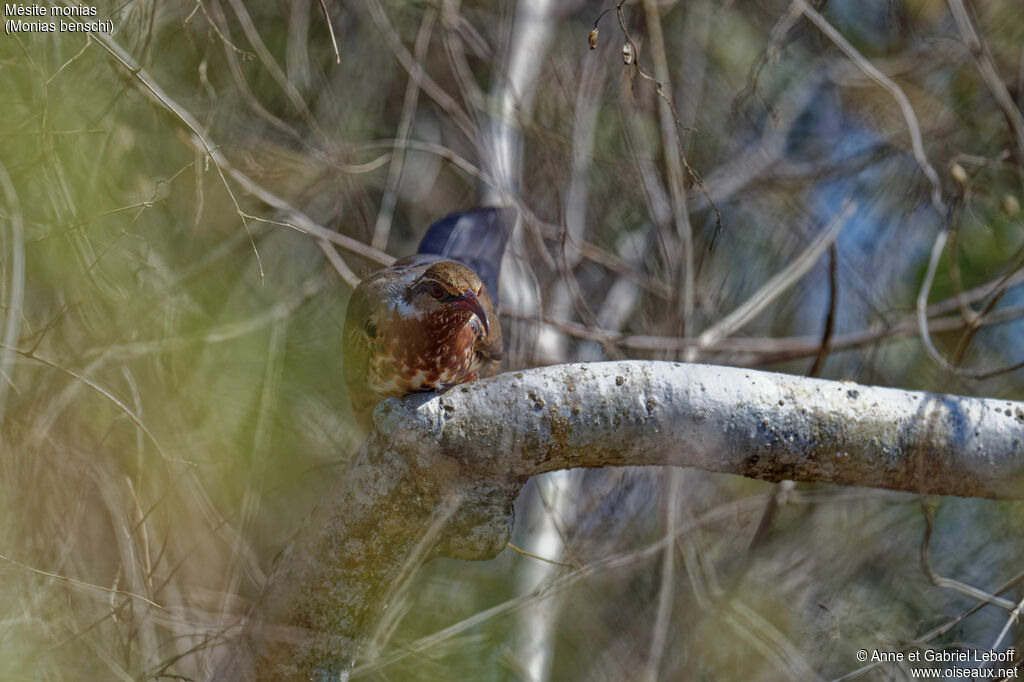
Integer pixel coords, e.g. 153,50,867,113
344,208,512,429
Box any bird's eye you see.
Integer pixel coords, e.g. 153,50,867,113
364,318,377,338
428,282,445,299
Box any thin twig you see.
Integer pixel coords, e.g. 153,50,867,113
505,542,573,567
504,273,1024,359
0,552,166,611
441,0,487,120
642,0,694,338
361,0,477,141
354,495,772,676
645,469,682,682
206,0,311,151
953,237,1024,372
947,0,1024,170
915,219,1024,379
807,244,838,377
697,200,855,349
225,0,331,144
6,344,182,464
371,7,437,251
991,593,1024,652
88,27,266,283
0,162,25,422
188,0,253,58
609,0,723,248
793,0,944,215
317,239,360,288
920,498,1016,611
318,0,341,64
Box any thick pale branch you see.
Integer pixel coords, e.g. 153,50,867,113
384,362,1024,498
216,361,1024,680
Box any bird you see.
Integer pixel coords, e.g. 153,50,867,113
343,207,512,430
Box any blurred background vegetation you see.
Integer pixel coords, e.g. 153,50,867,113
0,0,1023,680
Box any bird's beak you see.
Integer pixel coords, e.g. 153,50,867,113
453,290,490,336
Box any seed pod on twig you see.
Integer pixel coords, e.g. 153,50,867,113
950,163,968,188
622,42,635,65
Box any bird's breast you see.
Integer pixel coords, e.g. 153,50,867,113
366,308,482,396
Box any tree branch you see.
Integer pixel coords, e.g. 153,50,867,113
213,361,1024,680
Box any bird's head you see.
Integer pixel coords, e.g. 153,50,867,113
405,261,491,336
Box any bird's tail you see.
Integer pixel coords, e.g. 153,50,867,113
415,207,514,301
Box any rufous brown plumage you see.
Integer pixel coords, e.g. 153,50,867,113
344,208,512,430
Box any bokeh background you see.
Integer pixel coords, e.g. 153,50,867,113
1,0,1023,680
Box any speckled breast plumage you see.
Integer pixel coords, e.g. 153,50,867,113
367,304,485,396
